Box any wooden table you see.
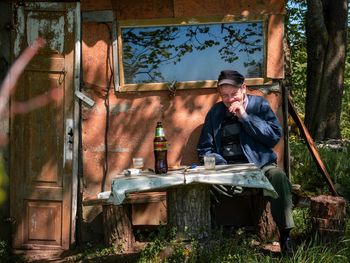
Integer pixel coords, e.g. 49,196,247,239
106,163,278,247
109,164,277,205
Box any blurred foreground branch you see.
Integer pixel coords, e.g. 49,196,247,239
0,37,63,204
0,37,63,145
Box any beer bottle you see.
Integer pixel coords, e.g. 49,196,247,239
154,122,168,174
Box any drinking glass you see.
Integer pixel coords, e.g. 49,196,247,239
132,157,144,169
204,156,216,170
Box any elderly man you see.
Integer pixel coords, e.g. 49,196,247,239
197,69,294,255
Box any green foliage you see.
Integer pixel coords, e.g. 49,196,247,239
290,207,311,238
340,30,350,139
341,101,350,139
285,240,350,263
60,214,350,262
286,0,308,113
139,238,166,262
286,0,307,46
287,1,350,138
289,139,350,200
135,223,350,263
289,139,324,194
0,240,25,263
286,0,350,194
137,227,263,263
0,154,8,205
65,242,122,262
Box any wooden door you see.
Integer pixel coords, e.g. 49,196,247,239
10,2,79,250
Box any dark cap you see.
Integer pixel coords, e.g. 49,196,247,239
217,70,245,87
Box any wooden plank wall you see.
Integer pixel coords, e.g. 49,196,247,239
80,0,285,240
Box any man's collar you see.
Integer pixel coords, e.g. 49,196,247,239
243,94,249,109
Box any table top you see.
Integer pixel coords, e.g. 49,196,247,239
108,163,278,205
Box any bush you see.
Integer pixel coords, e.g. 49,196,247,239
290,138,350,201
0,240,25,263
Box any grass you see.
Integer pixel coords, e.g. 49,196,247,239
289,137,350,199
60,228,350,263
3,141,350,262
2,207,350,262
11,207,343,263
0,240,25,263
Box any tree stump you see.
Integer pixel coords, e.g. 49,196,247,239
102,204,135,252
310,195,347,242
167,184,211,240
251,190,279,242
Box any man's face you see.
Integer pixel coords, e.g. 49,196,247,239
218,84,246,108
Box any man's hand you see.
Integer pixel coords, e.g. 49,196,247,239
228,100,246,118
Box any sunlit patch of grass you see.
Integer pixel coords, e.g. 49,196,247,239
65,242,124,262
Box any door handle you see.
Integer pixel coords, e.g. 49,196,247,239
64,119,73,162
59,68,67,85
68,127,73,144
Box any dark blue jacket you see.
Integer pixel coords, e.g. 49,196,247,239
197,95,282,168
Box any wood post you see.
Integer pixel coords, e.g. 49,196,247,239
251,190,279,242
102,204,135,252
167,186,278,241
167,184,211,240
288,97,338,195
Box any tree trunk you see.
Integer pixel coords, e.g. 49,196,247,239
102,204,135,252
167,184,211,240
305,0,348,140
251,191,279,242
310,195,347,242
282,33,292,178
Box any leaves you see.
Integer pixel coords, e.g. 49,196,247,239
122,22,264,83
0,155,8,205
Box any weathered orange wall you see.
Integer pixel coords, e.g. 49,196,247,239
81,0,285,205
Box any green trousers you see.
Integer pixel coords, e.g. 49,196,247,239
262,164,295,230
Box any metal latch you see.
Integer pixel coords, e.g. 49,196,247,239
64,119,73,162
75,90,95,107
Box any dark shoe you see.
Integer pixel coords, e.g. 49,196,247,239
280,237,294,257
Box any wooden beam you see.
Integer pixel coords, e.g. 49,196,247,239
288,96,338,196
82,10,114,23
282,82,290,178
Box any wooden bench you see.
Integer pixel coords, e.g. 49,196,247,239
166,185,278,241
83,191,166,206
83,191,166,252
83,188,279,250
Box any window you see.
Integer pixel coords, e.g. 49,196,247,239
116,16,267,92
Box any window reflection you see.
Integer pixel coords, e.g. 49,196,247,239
121,21,264,84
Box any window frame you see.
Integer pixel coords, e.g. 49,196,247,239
115,15,269,92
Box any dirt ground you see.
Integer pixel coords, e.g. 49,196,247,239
17,241,281,262
16,249,139,263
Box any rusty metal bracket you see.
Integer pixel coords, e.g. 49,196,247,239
74,90,95,107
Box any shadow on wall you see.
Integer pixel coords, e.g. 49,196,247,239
180,123,204,166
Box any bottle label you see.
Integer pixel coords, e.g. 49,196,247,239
155,128,165,138
154,141,167,151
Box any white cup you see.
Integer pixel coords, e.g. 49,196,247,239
204,156,216,170
132,157,144,169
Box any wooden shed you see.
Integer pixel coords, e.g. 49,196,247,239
0,0,287,251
